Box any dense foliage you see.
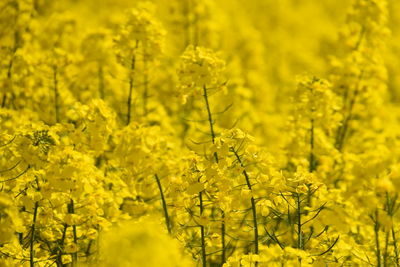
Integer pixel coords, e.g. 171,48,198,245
1,0,400,266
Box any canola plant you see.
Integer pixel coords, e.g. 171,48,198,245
1,0,400,266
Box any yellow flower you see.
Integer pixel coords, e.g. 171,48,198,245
177,45,225,100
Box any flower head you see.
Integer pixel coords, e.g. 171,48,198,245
177,45,225,102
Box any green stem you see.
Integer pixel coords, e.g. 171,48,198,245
202,84,218,162
3,30,20,109
199,191,206,267
3,56,13,108
98,64,105,99
68,200,78,266
57,224,68,266
126,55,136,125
1,94,6,108
297,194,303,249
387,193,399,267
85,239,93,258
334,26,364,143
30,201,39,267
392,226,400,267
383,231,389,267
375,210,382,267
309,118,315,173
154,174,171,234
143,48,149,117
233,150,259,259
193,8,199,47
53,66,60,123
202,84,215,143
335,71,364,151
221,210,226,264
183,0,190,47
203,84,225,264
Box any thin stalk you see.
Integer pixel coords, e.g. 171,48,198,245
193,8,199,47
199,191,206,267
296,193,303,250
1,94,6,108
202,85,218,162
127,56,136,125
221,210,226,264
98,64,105,99
392,226,400,267
68,200,78,266
309,118,315,173
3,30,20,109
3,57,13,108
233,150,259,259
143,47,149,116
375,210,382,267
333,26,364,146
387,193,399,266
308,81,316,173
383,231,389,267
335,70,364,151
202,84,225,264
30,201,39,267
53,66,60,123
305,116,315,211
85,240,93,258
354,26,365,51
57,224,68,266
142,72,148,117
183,0,190,47
126,42,139,125
154,174,171,234
383,193,390,267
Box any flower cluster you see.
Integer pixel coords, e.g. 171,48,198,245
177,45,225,102
0,0,400,266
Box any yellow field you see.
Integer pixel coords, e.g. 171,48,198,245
1,0,400,266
